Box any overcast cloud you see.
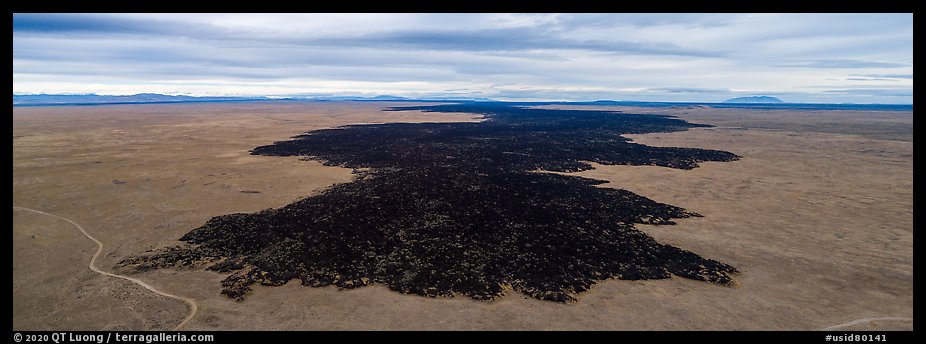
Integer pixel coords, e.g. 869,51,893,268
12,13,913,103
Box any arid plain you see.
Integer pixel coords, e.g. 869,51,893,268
13,101,912,330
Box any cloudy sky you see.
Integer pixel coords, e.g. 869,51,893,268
12,13,913,103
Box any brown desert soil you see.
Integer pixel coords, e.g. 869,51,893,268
13,101,912,330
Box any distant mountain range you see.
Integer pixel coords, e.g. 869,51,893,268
303,95,411,101
16,94,909,110
12,93,263,106
12,93,499,106
722,96,784,103
297,94,497,102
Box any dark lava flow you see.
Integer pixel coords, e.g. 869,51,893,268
120,103,741,302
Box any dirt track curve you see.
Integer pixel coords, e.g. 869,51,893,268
13,206,198,331
819,317,913,331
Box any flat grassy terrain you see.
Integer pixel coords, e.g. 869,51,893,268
13,101,912,330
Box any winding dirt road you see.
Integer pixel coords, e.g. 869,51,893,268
13,206,198,330
819,317,913,331
15,205,912,331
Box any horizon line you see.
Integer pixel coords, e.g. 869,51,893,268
11,92,914,106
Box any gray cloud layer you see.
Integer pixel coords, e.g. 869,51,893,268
13,13,913,103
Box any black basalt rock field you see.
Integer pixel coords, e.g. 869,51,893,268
120,103,741,302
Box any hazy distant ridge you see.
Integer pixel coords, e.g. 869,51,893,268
13,93,911,112
12,93,502,106
723,96,784,103
12,93,262,105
